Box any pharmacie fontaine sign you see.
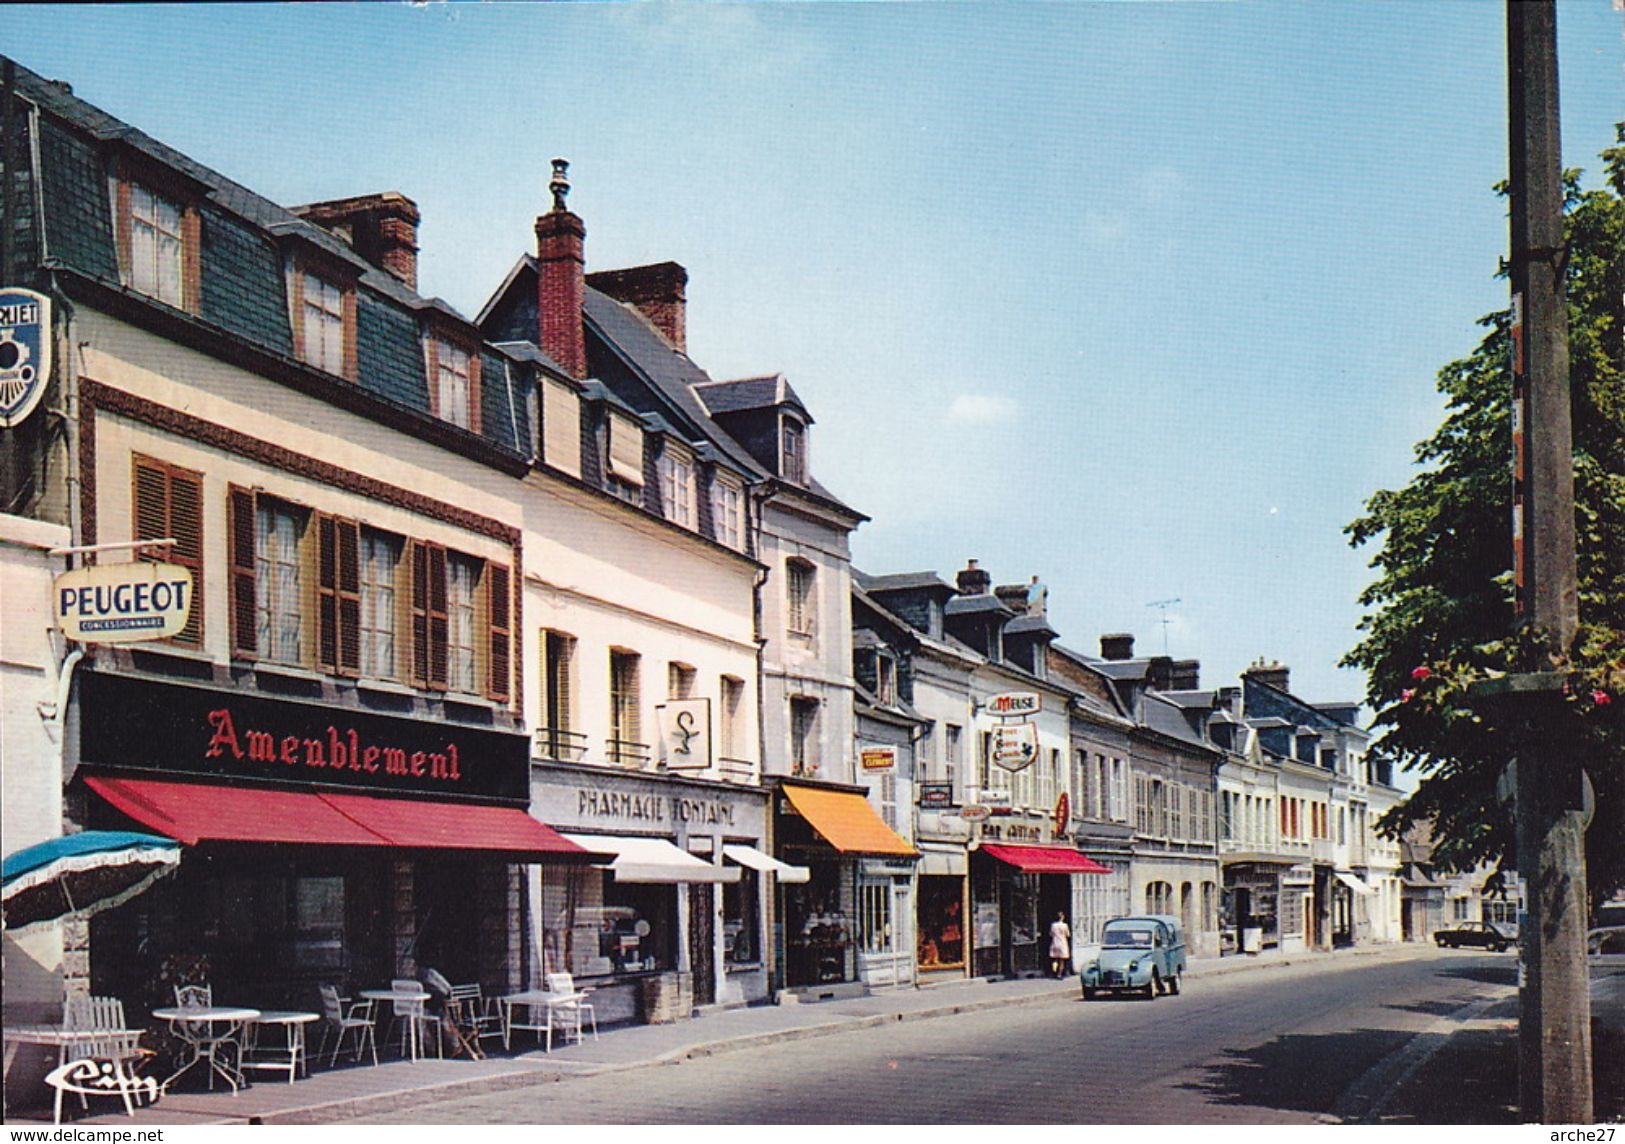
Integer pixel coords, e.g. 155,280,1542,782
78,672,529,802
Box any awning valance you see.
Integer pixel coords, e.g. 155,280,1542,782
978,843,1112,875
561,833,739,884
1334,870,1378,897
781,783,918,858
722,843,810,884
916,846,967,877
84,775,596,862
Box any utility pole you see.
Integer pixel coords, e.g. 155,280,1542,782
1506,0,1591,1123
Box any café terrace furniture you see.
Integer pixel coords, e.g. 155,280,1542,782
447,983,504,1053
499,974,597,1053
4,998,155,1123
152,1001,260,1093
316,985,378,1067
359,983,437,1062
240,1010,320,1083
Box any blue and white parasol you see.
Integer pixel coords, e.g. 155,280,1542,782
1,831,182,931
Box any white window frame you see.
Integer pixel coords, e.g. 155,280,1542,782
660,447,696,529
358,529,401,680
255,498,308,666
130,184,185,307
445,553,480,694
710,476,743,549
302,271,346,375
786,559,816,639
436,341,474,430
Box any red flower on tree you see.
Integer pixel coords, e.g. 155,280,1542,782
1411,666,1433,681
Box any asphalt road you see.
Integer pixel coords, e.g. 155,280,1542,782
347,951,1521,1124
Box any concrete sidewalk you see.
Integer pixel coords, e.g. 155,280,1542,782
13,942,1609,1126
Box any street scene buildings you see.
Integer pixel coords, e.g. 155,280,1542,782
0,23,1611,1124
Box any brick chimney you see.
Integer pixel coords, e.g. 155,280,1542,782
534,159,587,380
1243,658,1291,693
293,192,420,289
1170,659,1201,690
956,560,992,596
1100,633,1135,661
587,262,687,352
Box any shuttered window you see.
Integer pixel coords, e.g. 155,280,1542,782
485,561,511,702
317,515,361,675
411,540,449,690
542,377,582,477
228,486,257,657
359,530,402,680
607,409,645,486
132,455,203,646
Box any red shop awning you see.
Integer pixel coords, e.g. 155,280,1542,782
84,774,597,862
978,843,1112,875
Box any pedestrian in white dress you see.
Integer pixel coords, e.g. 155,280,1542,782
1049,912,1072,978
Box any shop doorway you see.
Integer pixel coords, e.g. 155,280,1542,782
688,883,716,1006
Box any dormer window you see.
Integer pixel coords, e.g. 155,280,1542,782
659,444,695,529
875,652,897,706
710,474,744,550
781,418,806,484
114,172,199,312
130,185,185,306
289,264,356,379
607,408,645,503
430,338,479,431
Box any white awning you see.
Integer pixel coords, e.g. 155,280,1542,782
722,844,810,884
916,847,967,877
561,833,739,884
1334,870,1377,897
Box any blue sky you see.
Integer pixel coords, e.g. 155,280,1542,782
7,2,1623,709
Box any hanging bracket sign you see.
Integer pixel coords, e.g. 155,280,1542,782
984,691,1040,718
55,561,194,642
991,721,1038,772
0,288,51,428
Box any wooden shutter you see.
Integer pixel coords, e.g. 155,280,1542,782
486,561,511,703
337,521,360,674
317,516,361,675
228,485,257,657
132,456,203,646
411,541,448,690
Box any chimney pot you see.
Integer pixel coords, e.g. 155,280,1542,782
535,162,587,379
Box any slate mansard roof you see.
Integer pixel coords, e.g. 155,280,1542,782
9,59,531,462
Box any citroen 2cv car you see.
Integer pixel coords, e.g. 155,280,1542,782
1079,914,1186,999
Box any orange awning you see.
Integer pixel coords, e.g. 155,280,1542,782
781,782,917,858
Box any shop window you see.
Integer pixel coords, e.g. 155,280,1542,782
722,867,760,967
785,558,816,639
710,475,743,550
858,881,893,955
609,649,646,766
358,529,402,680
132,454,204,646
719,674,745,762
916,877,965,970
539,630,583,761
790,696,820,777
783,862,853,986
542,867,675,977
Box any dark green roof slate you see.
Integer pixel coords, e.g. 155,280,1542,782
199,210,292,353
355,291,427,411
38,118,117,280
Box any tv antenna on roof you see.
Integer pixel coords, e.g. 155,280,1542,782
1146,598,1181,656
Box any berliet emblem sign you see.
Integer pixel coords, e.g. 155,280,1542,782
0,288,51,429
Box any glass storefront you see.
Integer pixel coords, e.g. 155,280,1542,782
782,860,854,986
722,867,760,968
538,866,677,978
916,875,965,970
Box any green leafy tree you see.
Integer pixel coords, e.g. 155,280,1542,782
1345,127,1625,908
